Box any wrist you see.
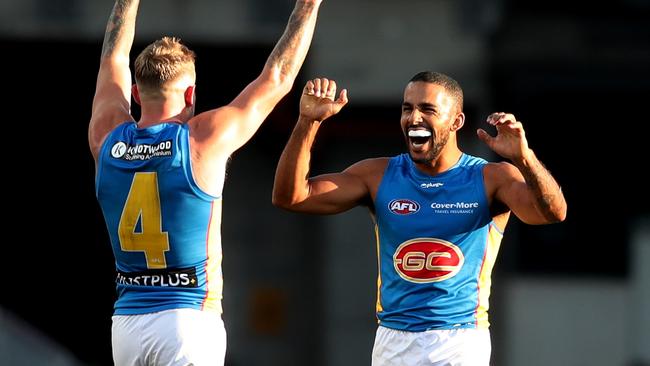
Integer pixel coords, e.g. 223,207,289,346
298,115,323,125
512,148,536,169
297,0,322,8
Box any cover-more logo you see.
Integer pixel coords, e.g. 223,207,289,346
393,238,464,283
388,199,420,215
430,201,479,214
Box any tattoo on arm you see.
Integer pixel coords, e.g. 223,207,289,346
101,0,138,58
266,2,318,78
519,158,566,222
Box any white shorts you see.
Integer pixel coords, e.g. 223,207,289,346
112,308,226,366
371,326,491,366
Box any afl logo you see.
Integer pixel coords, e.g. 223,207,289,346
393,238,464,283
388,199,420,215
111,142,127,158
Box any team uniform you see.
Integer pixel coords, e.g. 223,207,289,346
96,122,225,365
371,153,503,365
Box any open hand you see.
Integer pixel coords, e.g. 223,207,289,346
299,78,348,122
476,112,531,161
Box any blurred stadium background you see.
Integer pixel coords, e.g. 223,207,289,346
1,0,649,365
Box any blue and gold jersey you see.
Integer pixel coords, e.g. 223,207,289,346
96,122,223,315
374,153,503,331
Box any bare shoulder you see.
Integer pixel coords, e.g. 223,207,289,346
187,106,229,142
483,161,524,202
344,157,391,196
88,104,133,161
345,157,390,176
187,105,244,157
485,160,524,179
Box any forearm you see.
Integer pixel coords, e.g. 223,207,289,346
101,0,140,60
273,116,322,207
265,0,321,85
513,150,567,222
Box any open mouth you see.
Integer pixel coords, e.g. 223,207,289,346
408,129,432,149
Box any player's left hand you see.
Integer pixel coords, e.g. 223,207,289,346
476,112,531,162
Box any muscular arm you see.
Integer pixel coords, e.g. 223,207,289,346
486,156,566,225
273,78,380,214
507,151,566,224
190,0,323,157
479,113,567,224
272,116,377,214
88,0,139,161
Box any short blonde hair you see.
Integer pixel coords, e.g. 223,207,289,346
134,36,196,93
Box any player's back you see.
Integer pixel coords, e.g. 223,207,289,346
96,122,223,315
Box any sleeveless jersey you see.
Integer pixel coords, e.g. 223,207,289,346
373,153,503,331
96,122,223,315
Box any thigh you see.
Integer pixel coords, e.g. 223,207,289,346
112,315,145,366
424,328,491,366
372,326,421,366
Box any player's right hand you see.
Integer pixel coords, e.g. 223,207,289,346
299,77,348,122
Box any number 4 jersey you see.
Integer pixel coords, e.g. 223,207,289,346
373,153,504,331
96,122,222,315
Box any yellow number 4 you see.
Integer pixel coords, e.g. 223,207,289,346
118,172,170,269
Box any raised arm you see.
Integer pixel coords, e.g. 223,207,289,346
88,0,139,161
273,78,382,214
478,112,567,225
190,0,323,157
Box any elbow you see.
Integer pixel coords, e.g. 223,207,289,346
554,206,568,223
272,190,310,213
271,194,288,209
276,81,294,99
264,66,295,97
271,190,296,211
100,54,130,68
546,203,568,223
555,196,568,222
273,75,295,98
